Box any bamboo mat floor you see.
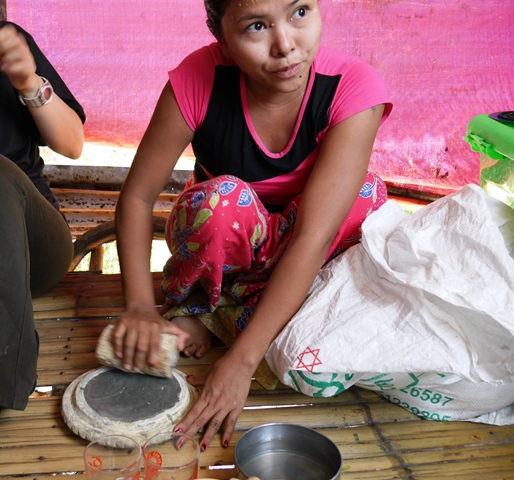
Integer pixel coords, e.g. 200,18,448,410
0,271,513,479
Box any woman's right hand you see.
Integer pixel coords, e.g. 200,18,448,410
0,24,38,92
113,306,190,372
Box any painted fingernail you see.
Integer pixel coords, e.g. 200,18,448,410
186,375,195,380
200,442,207,452
174,427,183,434
223,439,229,448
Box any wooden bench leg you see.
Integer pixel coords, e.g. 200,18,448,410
89,246,105,272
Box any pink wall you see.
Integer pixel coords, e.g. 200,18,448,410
8,1,514,195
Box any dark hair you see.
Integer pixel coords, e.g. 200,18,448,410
204,0,231,38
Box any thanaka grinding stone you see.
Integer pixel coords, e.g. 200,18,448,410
62,326,196,447
62,367,197,447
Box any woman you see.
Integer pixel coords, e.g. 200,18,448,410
113,0,392,450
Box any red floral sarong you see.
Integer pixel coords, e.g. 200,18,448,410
161,173,387,388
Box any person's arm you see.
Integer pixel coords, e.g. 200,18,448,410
0,24,83,158
175,104,386,450
113,82,194,370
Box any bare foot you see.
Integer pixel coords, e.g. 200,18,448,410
171,316,212,358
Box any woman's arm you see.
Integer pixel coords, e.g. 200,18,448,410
177,104,386,449
235,104,386,361
113,82,195,370
0,24,84,158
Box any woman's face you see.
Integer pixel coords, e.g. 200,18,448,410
220,0,322,98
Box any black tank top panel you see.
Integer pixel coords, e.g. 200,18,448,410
192,65,341,184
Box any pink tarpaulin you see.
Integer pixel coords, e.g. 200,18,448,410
8,1,514,196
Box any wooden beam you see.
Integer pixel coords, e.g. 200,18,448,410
51,188,177,238
46,165,190,193
0,0,6,21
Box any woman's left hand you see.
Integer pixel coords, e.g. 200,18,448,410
175,350,254,450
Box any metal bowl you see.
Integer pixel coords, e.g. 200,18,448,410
234,423,342,480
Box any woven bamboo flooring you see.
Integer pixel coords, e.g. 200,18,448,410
0,271,513,479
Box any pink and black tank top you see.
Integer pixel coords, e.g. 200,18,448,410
169,43,392,209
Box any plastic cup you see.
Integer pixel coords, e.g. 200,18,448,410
142,432,200,480
83,434,141,480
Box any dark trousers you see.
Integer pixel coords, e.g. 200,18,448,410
0,155,72,410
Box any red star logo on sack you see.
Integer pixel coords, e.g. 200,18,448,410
296,347,323,372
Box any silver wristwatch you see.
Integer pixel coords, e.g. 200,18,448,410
18,77,54,107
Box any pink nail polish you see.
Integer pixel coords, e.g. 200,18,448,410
200,442,207,452
223,439,229,448
174,427,183,434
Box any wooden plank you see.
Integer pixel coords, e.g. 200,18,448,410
0,397,413,477
34,306,123,320
1,397,383,447
0,469,417,480
33,272,166,319
0,391,400,440
2,401,512,480
2,390,513,479
37,335,99,355
399,443,514,465
410,458,514,479
34,351,228,388
378,419,514,448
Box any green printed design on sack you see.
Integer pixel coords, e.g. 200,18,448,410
358,373,455,421
287,371,353,397
359,373,454,405
399,386,454,406
286,370,457,421
357,373,396,391
380,393,452,421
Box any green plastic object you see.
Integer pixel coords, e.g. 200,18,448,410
464,113,514,209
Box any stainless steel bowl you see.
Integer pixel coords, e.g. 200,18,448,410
234,423,342,480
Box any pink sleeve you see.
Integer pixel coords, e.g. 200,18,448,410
168,44,220,131
326,54,393,127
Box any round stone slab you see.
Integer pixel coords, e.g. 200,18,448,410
62,367,197,447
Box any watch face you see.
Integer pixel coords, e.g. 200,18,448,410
18,77,53,107
43,85,53,102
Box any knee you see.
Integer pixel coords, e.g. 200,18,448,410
166,175,266,248
179,175,251,206
174,175,257,221
0,155,28,198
